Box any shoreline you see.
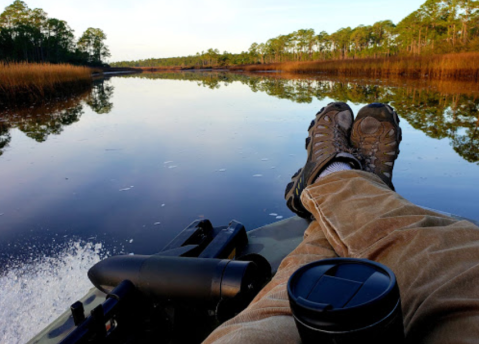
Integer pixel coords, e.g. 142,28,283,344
0,64,141,106
0,63,92,105
130,69,479,97
3,54,478,108
123,52,479,82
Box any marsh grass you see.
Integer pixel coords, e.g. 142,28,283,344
0,63,93,104
231,53,479,81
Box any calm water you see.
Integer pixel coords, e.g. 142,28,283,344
1,72,479,342
1,73,479,264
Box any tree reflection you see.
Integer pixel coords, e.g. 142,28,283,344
0,78,114,156
0,122,11,157
449,103,479,164
123,72,479,164
16,103,84,142
1,72,478,165
86,79,114,114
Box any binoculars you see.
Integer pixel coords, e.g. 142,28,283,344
61,219,271,344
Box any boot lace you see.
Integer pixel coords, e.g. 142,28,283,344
332,124,352,153
355,138,379,172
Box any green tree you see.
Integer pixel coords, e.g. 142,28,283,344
351,25,372,57
248,42,259,63
457,0,479,46
0,0,30,28
315,31,331,60
0,0,109,65
78,27,110,65
110,0,479,67
330,27,352,59
371,20,395,56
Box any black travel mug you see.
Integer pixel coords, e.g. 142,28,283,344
287,258,404,344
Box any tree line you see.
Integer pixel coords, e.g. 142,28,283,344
0,0,110,65
112,0,479,68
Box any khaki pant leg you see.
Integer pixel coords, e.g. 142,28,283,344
301,170,479,344
203,220,338,344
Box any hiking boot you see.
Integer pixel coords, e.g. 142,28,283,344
350,103,402,190
284,102,361,218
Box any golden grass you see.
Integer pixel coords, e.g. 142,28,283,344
231,53,479,81
229,63,282,72
0,62,93,103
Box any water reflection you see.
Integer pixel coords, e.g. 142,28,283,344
3,73,476,165
0,71,478,270
0,79,114,156
0,122,10,157
397,93,479,164
86,79,114,114
122,72,479,165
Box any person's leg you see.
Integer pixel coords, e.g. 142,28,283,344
301,169,479,343
297,103,479,343
288,102,479,343
203,220,338,344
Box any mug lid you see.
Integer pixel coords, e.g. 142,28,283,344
287,258,400,331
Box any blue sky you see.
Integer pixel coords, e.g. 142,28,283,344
18,0,425,61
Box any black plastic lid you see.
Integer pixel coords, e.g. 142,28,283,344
287,258,400,331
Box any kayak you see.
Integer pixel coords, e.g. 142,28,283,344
28,211,479,344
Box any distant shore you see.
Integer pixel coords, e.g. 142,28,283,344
93,67,141,76
127,52,479,82
3,52,478,107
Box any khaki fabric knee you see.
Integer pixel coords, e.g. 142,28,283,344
301,170,479,344
206,169,479,344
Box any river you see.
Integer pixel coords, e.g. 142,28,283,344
1,72,478,342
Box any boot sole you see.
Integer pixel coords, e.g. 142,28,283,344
284,167,311,218
284,103,354,219
352,104,402,190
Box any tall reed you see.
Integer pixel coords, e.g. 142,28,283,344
232,53,479,81
0,63,92,103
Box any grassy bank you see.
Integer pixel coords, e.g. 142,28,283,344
229,52,479,81
0,63,93,103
